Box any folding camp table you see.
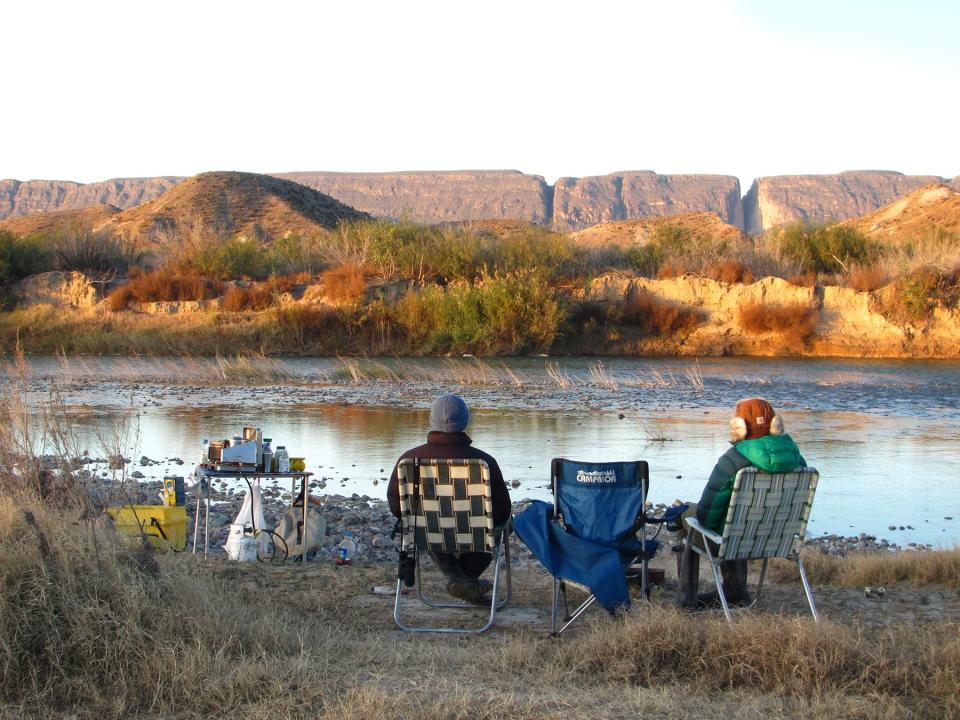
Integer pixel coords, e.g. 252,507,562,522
193,467,313,560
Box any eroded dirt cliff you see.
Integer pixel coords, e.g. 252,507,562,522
584,274,960,358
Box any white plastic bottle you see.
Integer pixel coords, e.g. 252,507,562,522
275,446,290,473
201,439,209,464
336,532,356,565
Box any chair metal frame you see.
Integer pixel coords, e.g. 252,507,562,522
684,466,820,624
550,458,652,636
393,457,512,634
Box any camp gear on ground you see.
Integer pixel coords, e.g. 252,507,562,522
106,504,188,552
275,505,327,560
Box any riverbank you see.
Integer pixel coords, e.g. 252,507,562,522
3,491,959,720
4,273,960,358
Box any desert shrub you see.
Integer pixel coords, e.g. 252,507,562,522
877,264,960,324
319,219,586,284
181,236,270,279
107,268,222,310
320,263,368,304
221,283,276,312
711,258,755,284
612,290,703,336
263,233,327,276
51,231,143,276
621,243,660,276
776,223,879,274
621,223,756,281
488,226,587,281
845,263,889,292
738,300,818,348
0,230,50,287
786,271,817,287
392,272,565,354
272,304,344,346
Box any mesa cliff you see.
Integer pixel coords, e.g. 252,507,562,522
0,177,182,219
3,169,958,235
742,171,948,235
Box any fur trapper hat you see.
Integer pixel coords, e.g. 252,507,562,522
729,397,784,442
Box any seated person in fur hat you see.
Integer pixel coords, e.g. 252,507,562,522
388,394,511,605
677,398,806,609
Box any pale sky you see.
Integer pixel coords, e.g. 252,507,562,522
3,0,958,191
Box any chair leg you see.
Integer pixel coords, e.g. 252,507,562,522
641,551,649,601
396,542,507,634
503,532,513,605
551,578,562,635
755,558,769,605
707,559,733,623
797,557,820,625
701,541,733,623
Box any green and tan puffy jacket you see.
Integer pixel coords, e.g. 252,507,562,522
696,434,806,535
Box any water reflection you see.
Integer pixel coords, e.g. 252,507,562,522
65,402,960,548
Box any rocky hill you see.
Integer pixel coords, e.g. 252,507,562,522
0,177,182,220
742,171,948,235
844,184,960,243
569,211,747,249
102,171,369,244
0,204,120,236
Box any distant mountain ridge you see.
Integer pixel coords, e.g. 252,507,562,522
3,169,958,234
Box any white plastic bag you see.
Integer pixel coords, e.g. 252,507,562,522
223,480,270,560
275,506,327,558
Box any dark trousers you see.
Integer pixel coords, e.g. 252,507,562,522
678,540,749,605
429,551,491,581
675,503,749,606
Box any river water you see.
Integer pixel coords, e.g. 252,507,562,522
15,355,960,547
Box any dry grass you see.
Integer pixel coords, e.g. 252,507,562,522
617,289,703,337
2,495,959,719
770,547,960,588
321,263,368,304
107,268,223,311
222,283,277,312
657,257,756,285
738,301,819,348
1,372,959,719
846,264,890,292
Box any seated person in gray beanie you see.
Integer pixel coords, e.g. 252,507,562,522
388,394,511,604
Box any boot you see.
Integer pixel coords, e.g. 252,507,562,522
692,560,752,609
719,560,752,606
675,540,700,609
447,578,492,605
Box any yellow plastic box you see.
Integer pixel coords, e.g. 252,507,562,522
105,504,188,552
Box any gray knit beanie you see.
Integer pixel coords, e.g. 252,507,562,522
429,394,470,433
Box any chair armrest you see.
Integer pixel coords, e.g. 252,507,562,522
684,517,723,545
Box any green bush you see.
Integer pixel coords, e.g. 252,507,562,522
185,236,270,279
894,265,959,322
323,219,586,284
619,223,735,277
52,231,143,276
392,272,565,354
777,223,878,274
0,231,50,287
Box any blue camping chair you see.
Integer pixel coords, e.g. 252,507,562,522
514,458,676,635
